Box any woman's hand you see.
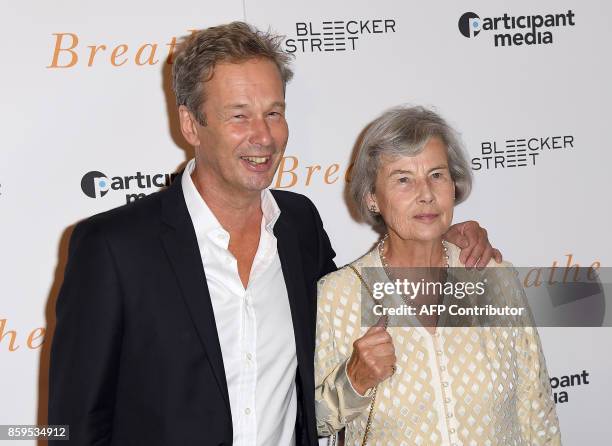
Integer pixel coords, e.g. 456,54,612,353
346,320,396,396
444,220,502,268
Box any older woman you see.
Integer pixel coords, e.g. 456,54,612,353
314,106,561,445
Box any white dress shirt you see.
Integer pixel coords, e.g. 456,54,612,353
182,159,297,446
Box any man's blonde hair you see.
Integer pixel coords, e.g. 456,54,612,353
172,21,294,125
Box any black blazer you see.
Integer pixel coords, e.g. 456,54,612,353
48,173,336,445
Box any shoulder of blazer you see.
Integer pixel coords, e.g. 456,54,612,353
270,189,323,242
270,189,336,273
270,189,318,226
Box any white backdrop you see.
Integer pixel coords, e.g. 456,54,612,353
1,0,611,443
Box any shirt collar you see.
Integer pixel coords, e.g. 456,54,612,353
181,158,281,244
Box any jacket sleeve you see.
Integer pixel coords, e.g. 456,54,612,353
516,323,562,444
495,265,562,445
48,219,124,446
314,274,372,436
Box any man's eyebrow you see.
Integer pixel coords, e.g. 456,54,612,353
223,101,286,110
223,103,249,110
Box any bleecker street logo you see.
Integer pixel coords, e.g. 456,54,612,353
471,134,575,171
284,19,397,53
81,170,179,202
458,10,576,47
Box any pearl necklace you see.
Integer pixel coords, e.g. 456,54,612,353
377,234,450,270
378,235,450,334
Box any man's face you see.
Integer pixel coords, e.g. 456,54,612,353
188,58,288,197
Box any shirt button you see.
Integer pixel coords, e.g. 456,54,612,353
442,382,449,387
246,353,253,361
436,350,442,356
445,397,451,403
450,429,456,434
447,412,453,418
440,366,446,371
245,408,251,415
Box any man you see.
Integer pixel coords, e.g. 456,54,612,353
48,22,500,446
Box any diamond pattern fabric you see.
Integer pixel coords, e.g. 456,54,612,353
315,243,561,446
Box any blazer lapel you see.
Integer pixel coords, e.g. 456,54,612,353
159,177,231,415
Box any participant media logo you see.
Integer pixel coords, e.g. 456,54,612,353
81,171,110,198
550,370,590,404
80,170,178,202
458,12,481,38
458,10,576,47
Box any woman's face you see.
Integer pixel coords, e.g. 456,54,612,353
368,136,456,242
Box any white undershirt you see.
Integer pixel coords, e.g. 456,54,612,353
182,159,297,446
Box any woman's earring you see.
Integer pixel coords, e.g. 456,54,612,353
369,204,378,214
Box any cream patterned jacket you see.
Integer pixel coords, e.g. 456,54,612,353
314,243,561,446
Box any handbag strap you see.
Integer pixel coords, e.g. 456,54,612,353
347,264,387,446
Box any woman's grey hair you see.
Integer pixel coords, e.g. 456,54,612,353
172,21,294,125
349,105,472,227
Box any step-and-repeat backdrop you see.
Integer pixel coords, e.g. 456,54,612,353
1,0,610,443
